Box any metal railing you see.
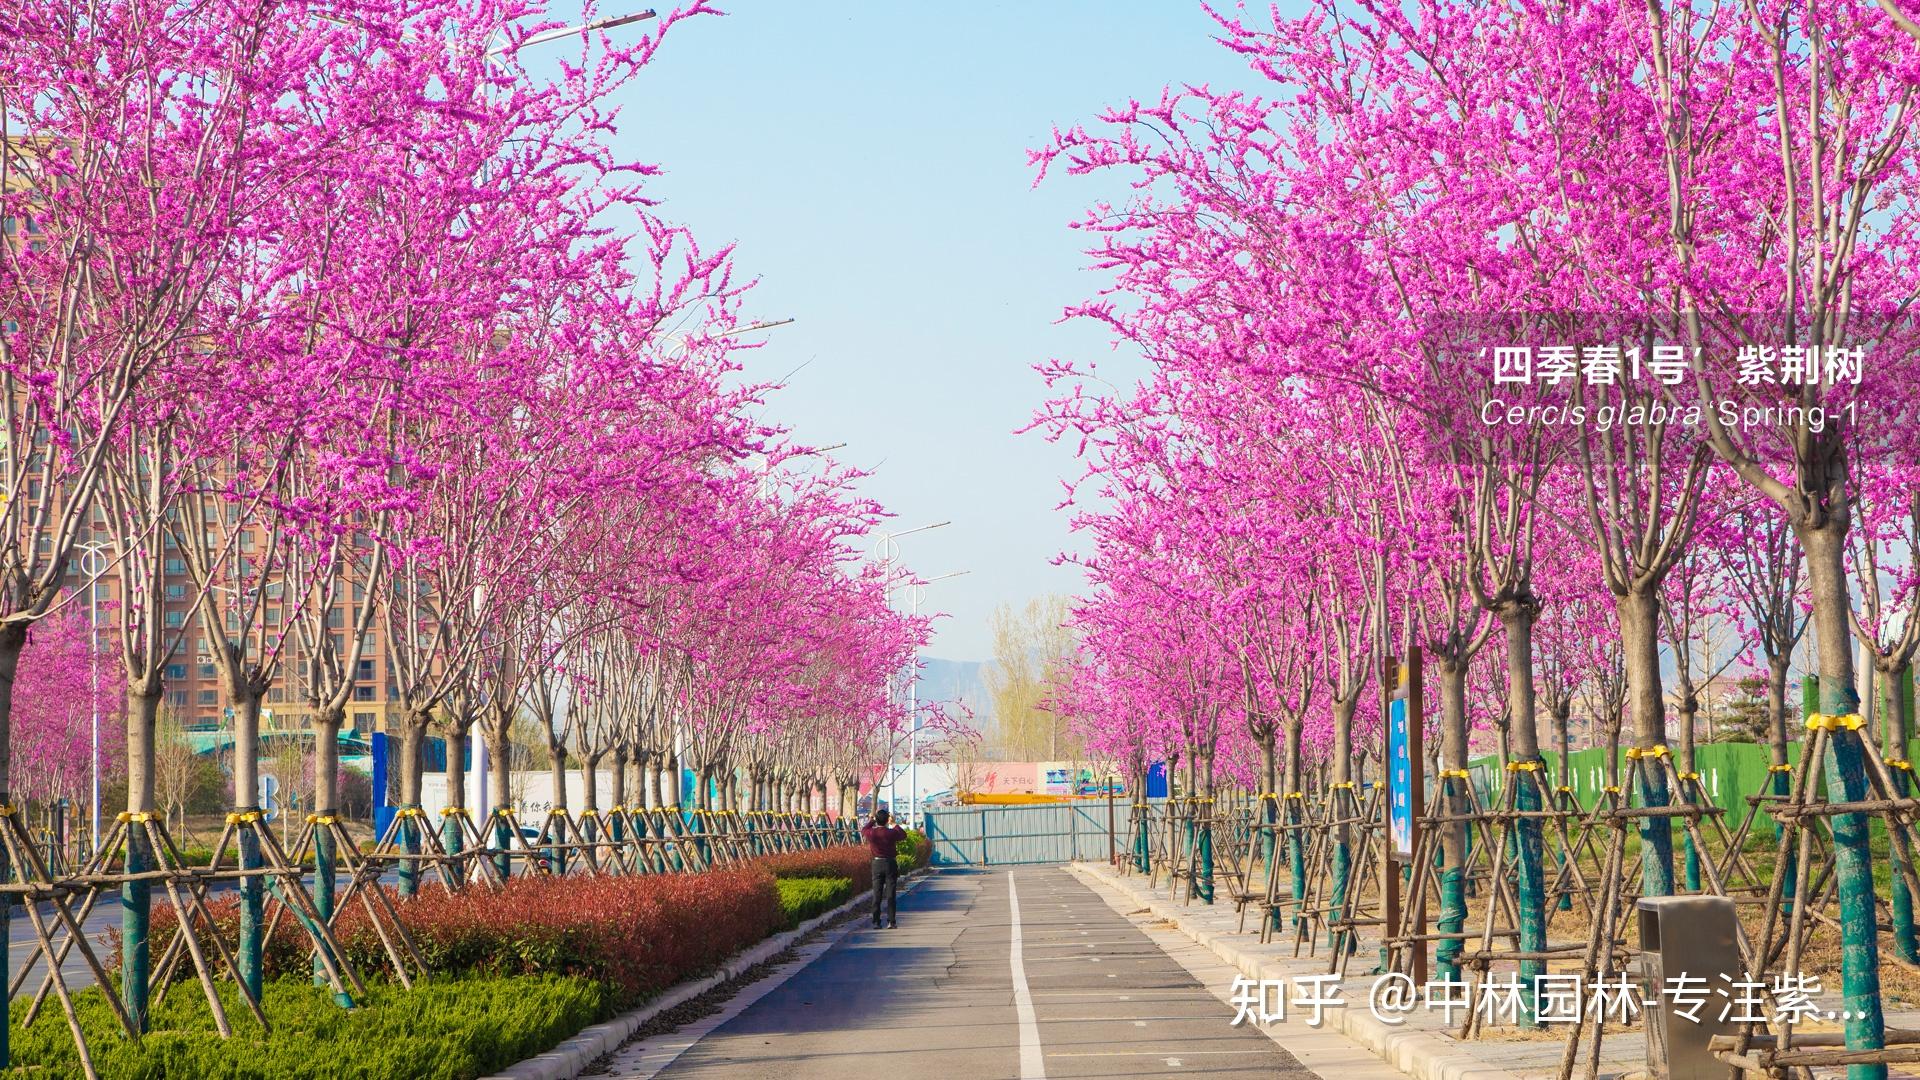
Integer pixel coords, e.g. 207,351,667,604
924,800,1157,866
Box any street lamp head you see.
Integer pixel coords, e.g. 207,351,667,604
489,9,659,57
598,9,659,30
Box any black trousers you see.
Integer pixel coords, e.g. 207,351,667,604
871,857,899,924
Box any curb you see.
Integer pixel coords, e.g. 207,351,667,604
482,869,929,1080
1068,862,1530,1080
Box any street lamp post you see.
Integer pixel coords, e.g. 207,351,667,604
74,541,112,856
871,523,948,820
906,570,968,830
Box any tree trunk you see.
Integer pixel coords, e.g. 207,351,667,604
442,725,467,861
609,745,628,843
1498,603,1548,1024
487,709,512,881
580,752,602,823
228,690,266,1001
1552,699,1574,912
1553,702,1571,789
578,750,603,866
1283,720,1306,928
0,624,25,805
1800,518,1884,1078
1765,655,1793,848
122,681,161,1033
1616,587,1675,896
547,740,570,873
1676,698,1701,891
1884,664,1918,962
548,742,569,813
1435,653,1470,980
312,708,344,964
1257,729,1278,881
1330,696,1356,953
396,710,429,897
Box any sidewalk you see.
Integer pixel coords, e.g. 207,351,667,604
1068,860,1640,1080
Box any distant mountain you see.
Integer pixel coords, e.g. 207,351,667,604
915,657,987,730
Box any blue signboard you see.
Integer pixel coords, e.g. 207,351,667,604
1145,761,1169,800
371,731,393,841
1388,697,1412,859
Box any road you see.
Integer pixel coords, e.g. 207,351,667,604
603,865,1365,1080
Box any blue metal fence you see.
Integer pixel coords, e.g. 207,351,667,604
924,801,1138,866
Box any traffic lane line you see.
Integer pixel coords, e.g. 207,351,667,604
1009,871,1047,1079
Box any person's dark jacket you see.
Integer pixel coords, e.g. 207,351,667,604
863,821,907,860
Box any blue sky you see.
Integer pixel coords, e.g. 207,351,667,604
600,2,1263,660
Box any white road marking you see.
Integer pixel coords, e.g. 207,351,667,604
1009,874,1047,1079
1048,1051,1272,1059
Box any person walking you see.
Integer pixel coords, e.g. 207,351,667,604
863,807,907,928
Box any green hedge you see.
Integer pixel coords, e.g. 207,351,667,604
3,974,607,1080
777,876,854,927
67,845,908,1080
895,829,930,875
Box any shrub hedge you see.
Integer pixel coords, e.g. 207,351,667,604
137,866,787,1014
757,846,876,890
898,828,931,872
776,876,854,927
132,844,904,1010
338,868,786,1011
93,841,918,1079
4,974,607,1080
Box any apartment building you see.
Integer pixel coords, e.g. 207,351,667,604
71,527,405,737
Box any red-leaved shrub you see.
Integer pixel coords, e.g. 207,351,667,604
330,869,783,1010
753,845,875,891
133,867,785,1014
127,845,908,1014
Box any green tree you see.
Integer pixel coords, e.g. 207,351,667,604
983,596,1082,760
1718,674,1769,743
